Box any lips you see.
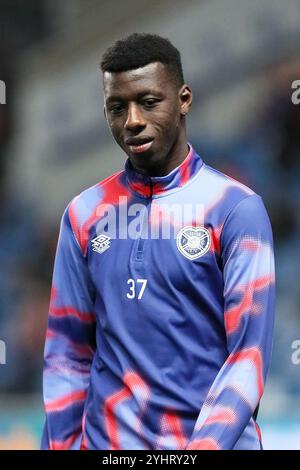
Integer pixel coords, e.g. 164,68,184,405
128,141,154,153
125,137,154,154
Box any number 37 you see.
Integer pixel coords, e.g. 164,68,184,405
126,278,148,300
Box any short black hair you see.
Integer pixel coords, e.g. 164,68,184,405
100,33,184,87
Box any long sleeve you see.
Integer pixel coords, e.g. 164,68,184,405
186,194,275,450
41,205,96,450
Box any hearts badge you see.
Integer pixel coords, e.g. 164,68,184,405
176,226,211,260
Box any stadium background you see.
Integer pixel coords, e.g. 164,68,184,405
0,0,299,449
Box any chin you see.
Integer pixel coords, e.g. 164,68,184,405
131,149,156,162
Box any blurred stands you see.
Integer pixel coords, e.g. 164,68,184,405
0,0,299,449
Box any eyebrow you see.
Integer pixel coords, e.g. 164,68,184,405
105,90,164,105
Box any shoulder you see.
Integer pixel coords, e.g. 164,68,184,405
198,162,262,220
65,169,125,255
201,162,270,219
198,165,275,265
202,163,256,199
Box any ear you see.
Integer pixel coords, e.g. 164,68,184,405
179,85,193,116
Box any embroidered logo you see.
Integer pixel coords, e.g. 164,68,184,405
176,226,211,260
91,234,111,254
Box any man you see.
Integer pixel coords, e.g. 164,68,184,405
41,33,275,450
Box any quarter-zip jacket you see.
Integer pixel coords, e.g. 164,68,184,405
41,143,275,450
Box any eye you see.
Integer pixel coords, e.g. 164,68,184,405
142,98,160,108
109,104,125,115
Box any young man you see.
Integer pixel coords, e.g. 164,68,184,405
41,33,275,450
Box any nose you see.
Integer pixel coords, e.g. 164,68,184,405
125,103,146,131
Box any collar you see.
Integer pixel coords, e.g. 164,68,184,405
124,143,203,198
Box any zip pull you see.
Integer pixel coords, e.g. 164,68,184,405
149,178,153,198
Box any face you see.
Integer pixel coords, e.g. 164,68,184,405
103,62,192,175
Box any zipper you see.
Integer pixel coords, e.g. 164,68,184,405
135,178,153,262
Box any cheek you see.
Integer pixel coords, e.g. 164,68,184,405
158,109,180,135
153,107,180,129
109,120,122,138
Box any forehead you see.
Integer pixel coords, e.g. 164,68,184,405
103,62,172,100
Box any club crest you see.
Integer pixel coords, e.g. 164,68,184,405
176,226,211,260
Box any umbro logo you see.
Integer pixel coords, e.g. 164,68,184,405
91,234,111,254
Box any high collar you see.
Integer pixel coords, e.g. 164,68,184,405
124,143,203,198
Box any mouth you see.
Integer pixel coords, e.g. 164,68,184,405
125,137,154,154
